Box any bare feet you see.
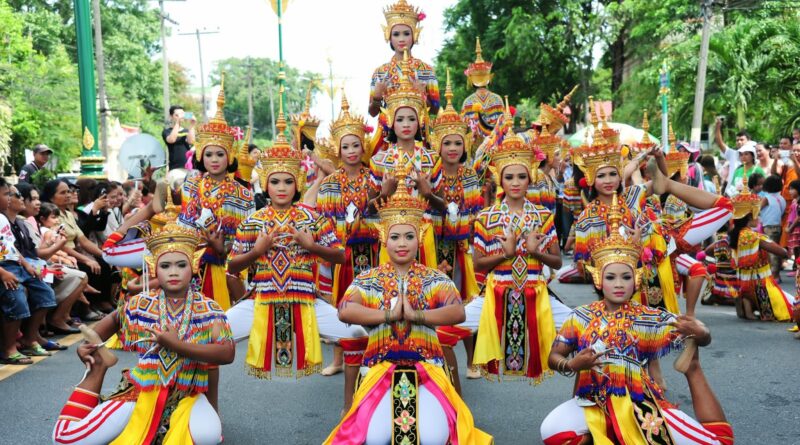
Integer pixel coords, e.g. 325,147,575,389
674,338,697,373
466,365,481,379
321,363,344,376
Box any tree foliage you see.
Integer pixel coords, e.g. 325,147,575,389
3,0,196,172
437,0,800,144
210,58,321,143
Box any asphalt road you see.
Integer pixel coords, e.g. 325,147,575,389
2,270,799,444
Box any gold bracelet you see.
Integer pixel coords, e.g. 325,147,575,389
385,309,391,325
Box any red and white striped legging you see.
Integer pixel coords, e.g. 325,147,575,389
52,388,221,445
541,397,734,445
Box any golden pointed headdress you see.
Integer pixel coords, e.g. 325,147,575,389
533,113,561,161
144,220,204,274
431,69,471,156
539,85,578,135
330,91,369,155
315,137,341,169
631,110,656,156
290,81,320,143
597,100,620,149
382,50,427,128
585,193,643,289
465,37,493,87
665,124,690,178
195,73,236,165
376,178,428,244
573,97,623,186
382,0,423,43
491,96,535,176
731,169,761,219
235,127,257,182
259,90,305,192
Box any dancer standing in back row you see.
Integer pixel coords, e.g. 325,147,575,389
368,0,439,154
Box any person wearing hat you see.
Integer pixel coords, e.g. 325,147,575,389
18,144,52,184
676,141,704,190
725,141,765,197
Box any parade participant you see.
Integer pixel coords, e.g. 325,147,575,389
178,76,255,311
471,102,568,384
52,221,234,445
325,180,492,445
703,226,738,305
368,0,439,153
728,181,794,321
572,105,731,316
226,102,349,379
428,71,483,387
316,93,377,411
370,50,444,266
540,199,734,445
460,37,504,152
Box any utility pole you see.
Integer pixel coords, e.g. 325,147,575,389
156,0,182,124
268,80,275,138
247,58,254,130
91,0,108,157
690,0,714,151
179,28,219,122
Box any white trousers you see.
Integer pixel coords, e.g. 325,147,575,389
540,397,728,445
456,294,571,333
226,298,366,343
52,393,220,445
365,384,449,445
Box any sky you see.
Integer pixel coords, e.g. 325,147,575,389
161,0,456,135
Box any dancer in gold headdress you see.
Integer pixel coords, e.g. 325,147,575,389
472,100,567,384
315,92,378,411
178,76,255,311
541,197,734,445
460,37,504,152
225,97,349,379
368,0,439,154
428,70,484,387
728,179,794,321
370,50,444,267
53,222,234,445
325,179,492,445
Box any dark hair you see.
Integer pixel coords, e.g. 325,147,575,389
300,134,315,151
698,155,719,179
736,130,751,140
789,180,800,195
169,105,184,116
764,175,783,193
747,172,764,190
40,178,71,203
0,177,7,190
16,182,39,201
728,214,751,248
781,136,792,143
247,144,260,154
37,202,61,224
192,149,239,174
75,178,99,207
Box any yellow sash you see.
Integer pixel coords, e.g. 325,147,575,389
765,278,792,321
245,301,322,377
584,395,647,445
110,388,164,445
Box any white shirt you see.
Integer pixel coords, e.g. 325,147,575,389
723,148,739,193
0,214,21,262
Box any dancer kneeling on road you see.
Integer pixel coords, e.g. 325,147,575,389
52,221,234,445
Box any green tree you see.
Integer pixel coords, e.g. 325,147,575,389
0,0,82,172
210,58,321,142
